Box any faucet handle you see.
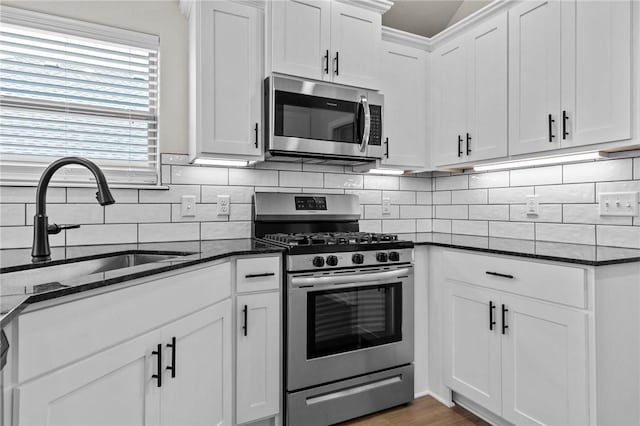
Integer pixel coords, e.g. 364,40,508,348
47,224,81,235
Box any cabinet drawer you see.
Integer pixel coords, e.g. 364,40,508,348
236,256,281,293
444,251,586,308
18,261,231,383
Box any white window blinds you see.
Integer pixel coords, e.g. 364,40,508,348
0,7,160,186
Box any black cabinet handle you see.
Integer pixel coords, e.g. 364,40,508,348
457,135,463,157
562,110,569,140
466,132,472,155
254,122,259,148
486,271,514,279
324,49,329,74
166,336,176,378
242,304,248,336
334,51,339,75
151,343,162,387
548,114,555,142
384,137,389,158
245,272,275,278
489,301,496,331
501,304,509,335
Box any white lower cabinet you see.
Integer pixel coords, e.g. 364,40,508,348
236,292,280,424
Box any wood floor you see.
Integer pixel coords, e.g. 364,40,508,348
340,396,491,426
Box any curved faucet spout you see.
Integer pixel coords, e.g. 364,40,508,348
32,157,116,263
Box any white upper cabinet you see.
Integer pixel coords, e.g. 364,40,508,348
271,0,331,82
510,0,632,155
380,40,428,169
433,12,508,167
270,0,385,89
187,0,263,160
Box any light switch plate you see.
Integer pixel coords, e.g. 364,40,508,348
382,197,391,215
180,195,196,217
599,192,639,216
525,195,539,216
217,195,230,216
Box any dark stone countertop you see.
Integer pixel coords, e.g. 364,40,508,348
0,239,284,329
414,233,640,266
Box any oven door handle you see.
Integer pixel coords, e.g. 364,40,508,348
358,95,371,153
291,268,411,288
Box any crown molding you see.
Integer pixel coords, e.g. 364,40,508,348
381,26,433,51
336,0,394,15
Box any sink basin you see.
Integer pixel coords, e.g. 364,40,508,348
1,251,194,295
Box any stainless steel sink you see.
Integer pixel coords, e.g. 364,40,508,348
1,251,193,296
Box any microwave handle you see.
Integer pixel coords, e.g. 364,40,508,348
359,96,371,152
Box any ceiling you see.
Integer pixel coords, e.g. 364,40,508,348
382,0,493,38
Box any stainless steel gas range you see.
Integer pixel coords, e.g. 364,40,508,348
254,192,415,426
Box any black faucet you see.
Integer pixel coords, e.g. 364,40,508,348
32,157,116,263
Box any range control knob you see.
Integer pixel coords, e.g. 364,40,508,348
376,252,389,263
326,255,339,267
389,251,400,262
312,256,325,267
352,253,364,264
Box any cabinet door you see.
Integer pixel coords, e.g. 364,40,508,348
236,292,280,424
509,0,562,155
330,1,381,89
501,295,589,426
160,299,233,426
271,0,331,81
15,329,161,426
445,282,502,415
380,41,428,169
201,1,262,156
561,0,632,148
433,38,467,166
466,12,508,162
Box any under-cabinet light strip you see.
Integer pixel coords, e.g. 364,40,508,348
473,151,606,172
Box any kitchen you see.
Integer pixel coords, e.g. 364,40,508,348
0,0,639,425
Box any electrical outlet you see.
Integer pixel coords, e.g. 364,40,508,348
181,195,196,217
382,197,391,215
525,195,539,216
217,195,230,216
599,192,639,216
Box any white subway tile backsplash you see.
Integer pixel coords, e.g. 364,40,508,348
451,220,488,236
229,169,278,187
432,219,452,233
201,221,251,240
509,204,562,223
27,204,104,225
451,189,488,204
0,204,25,226
597,225,640,249
365,205,399,219
435,205,468,219
67,188,138,204
400,205,429,219
364,175,400,190
139,223,200,243
172,165,228,185
435,174,468,191
382,219,416,234
382,191,416,205
595,180,640,196
0,186,65,203
432,191,451,205
66,224,138,246
280,171,323,188
534,183,595,203
417,219,432,232
324,173,363,189
469,205,509,221
201,186,254,204
489,221,534,240
140,185,200,204
563,204,632,225
536,223,595,245
399,177,430,191
510,166,562,186
563,159,633,183
416,192,432,205
170,204,222,223
345,190,381,204
488,187,534,204
0,226,64,249
469,171,509,189
359,220,382,233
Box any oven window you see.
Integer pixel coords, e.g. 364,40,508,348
274,91,359,144
307,283,402,359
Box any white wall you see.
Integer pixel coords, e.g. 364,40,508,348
4,0,190,154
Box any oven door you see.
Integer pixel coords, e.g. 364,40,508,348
287,266,414,391
268,76,383,160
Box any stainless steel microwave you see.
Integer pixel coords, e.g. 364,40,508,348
264,76,383,164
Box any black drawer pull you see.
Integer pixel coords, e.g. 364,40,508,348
242,304,248,336
502,304,509,335
166,336,176,378
489,301,496,331
486,271,514,279
254,122,259,148
562,110,569,139
466,132,472,155
151,343,162,387
324,49,329,74
548,113,555,142
245,272,275,279
457,135,463,157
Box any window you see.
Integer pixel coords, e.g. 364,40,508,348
0,6,159,186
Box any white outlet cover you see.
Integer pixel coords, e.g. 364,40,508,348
525,195,539,216
599,192,639,217
180,195,196,217
382,197,391,215
217,195,230,216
